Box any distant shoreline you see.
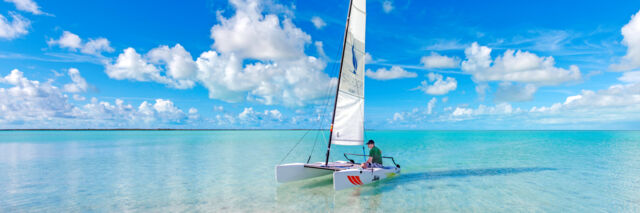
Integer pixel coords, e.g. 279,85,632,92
0,129,328,131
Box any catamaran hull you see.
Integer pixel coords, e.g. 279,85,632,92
276,163,333,183
333,167,400,190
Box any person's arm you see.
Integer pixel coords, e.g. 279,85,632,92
366,156,373,163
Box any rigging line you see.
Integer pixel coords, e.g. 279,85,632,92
307,25,346,163
278,130,313,165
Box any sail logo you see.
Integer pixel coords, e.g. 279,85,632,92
351,44,358,75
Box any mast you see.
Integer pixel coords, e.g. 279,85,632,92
325,0,354,166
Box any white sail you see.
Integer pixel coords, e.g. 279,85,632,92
331,0,366,146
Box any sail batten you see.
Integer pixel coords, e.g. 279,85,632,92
331,0,366,146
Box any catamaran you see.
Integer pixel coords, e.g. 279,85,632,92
276,0,400,191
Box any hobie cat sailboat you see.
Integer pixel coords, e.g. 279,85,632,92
276,0,400,191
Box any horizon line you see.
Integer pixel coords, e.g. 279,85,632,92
0,129,638,131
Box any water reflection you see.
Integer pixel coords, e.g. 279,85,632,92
275,167,556,211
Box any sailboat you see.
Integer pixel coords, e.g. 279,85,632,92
276,0,400,191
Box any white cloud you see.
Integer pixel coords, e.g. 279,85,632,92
314,41,326,58
48,31,83,50
238,107,283,125
104,0,336,107
105,47,195,89
421,52,460,69
72,94,85,101
392,112,404,122
63,68,89,93
0,69,200,127
210,0,311,60
195,50,335,106
462,42,581,85
188,107,200,120
619,71,640,83
80,98,194,125
4,0,45,15
382,1,393,13
101,0,335,106
82,38,114,55
0,12,29,40
416,72,457,95
529,81,640,124
311,16,326,29
452,107,473,117
494,82,537,103
451,103,521,118
611,10,640,71
365,66,417,80
48,31,114,55
213,105,224,111
427,97,437,114
365,52,372,63
147,44,198,80
105,48,164,82
475,83,488,101
0,69,75,122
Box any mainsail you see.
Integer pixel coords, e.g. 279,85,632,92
330,0,366,146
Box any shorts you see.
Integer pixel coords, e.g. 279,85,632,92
366,162,383,168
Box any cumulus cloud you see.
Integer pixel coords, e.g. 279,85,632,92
0,12,29,40
237,107,283,126
311,16,326,29
494,82,537,103
529,81,640,124
421,52,460,69
365,66,417,80
104,0,336,107
48,31,114,55
619,71,640,83
382,0,393,13
451,103,521,118
82,38,114,55
4,0,45,15
48,31,81,49
415,72,457,95
63,68,89,93
195,50,334,105
611,10,640,71
147,44,198,80
462,42,581,85
0,69,199,127
0,69,75,122
210,0,310,60
105,47,195,89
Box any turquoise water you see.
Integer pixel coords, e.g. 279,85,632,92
1,130,639,212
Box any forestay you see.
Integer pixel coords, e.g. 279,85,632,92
331,0,366,146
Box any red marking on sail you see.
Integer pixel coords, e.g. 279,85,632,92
354,176,363,185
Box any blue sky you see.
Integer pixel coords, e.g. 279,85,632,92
1,0,640,129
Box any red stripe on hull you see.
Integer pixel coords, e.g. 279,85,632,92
354,176,363,185
347,176,357,185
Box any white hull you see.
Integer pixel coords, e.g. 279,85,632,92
275,163,333,183
276,161,400,190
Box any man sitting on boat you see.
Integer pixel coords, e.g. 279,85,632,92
361,140,383,168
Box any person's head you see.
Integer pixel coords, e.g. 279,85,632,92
367,140,375,148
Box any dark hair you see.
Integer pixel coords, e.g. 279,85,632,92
367,140,375,144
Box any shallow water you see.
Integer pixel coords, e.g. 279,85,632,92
1,130,639,212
